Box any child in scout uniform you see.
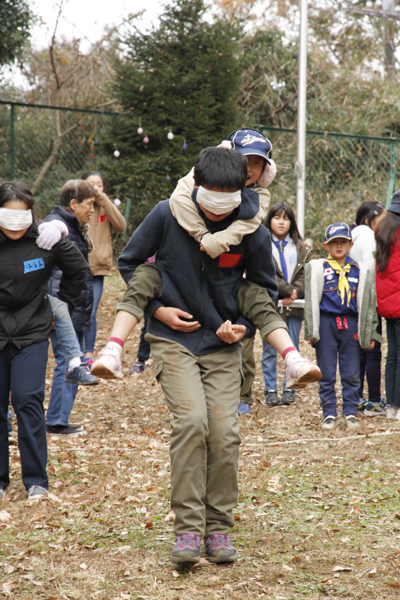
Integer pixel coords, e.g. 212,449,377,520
304,222,382,430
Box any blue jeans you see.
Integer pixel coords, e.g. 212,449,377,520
0,341,49,491
47,330,83,426
262,316,302,391
48,295,83,363
84,275,104,353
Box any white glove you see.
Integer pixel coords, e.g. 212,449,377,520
36,221,69,250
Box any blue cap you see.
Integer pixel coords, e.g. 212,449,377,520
226,128,272,164
324,222,352,243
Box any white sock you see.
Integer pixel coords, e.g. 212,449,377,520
284,350,301,367
107,341,123,356
68,357,81,371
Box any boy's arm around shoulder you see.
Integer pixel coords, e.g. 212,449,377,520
169,168,209,242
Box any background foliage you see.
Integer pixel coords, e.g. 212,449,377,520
1,0,400,239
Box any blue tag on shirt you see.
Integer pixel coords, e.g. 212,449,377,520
24,258,45,273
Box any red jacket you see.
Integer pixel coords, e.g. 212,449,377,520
376,239,400,319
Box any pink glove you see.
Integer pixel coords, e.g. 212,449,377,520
36,221,69,250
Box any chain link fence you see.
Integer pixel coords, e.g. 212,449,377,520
0,101,118,218
0,101,397,246
260,126,398,249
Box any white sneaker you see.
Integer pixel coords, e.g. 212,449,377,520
387,405,400,419
91,344,123,379
322,416,336,430
285,356,321,389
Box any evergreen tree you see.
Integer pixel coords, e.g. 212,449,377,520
102,0,242,217
0,0,33,71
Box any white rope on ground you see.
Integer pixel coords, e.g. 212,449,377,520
244,429,400,447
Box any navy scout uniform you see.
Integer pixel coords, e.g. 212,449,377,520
316,255,361,419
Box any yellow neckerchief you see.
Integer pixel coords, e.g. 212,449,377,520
325,255,352,306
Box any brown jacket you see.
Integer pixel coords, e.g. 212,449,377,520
88,192,126,276
273,238,311,321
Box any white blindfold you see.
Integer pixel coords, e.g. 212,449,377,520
0,207,33,231
197,186,242,216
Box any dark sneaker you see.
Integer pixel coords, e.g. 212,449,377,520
0,488,6,500
46,424,84,436
65,365,98,385
27,486,48,500
358,397,368,411
321,416,336,430
130,360,146,375
345,415,359,429
281,390,296,405
238,403,251,415
364,398,387,417
171,534,201,564
265,389,279,406
204,533,237,563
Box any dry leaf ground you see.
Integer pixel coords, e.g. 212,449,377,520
1,269,400,600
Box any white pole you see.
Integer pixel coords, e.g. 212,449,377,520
295,0,308,237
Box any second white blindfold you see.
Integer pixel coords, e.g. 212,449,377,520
197,186,242,215
0,208,33,231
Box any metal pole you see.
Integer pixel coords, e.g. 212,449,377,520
295,0,308,237
386,137,396,209
10,103,15,179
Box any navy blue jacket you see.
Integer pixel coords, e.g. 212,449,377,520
118,188,278,356
0,220,87,350
44,206,93,332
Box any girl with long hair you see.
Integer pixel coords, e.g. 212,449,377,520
375,192,400,420
349,200,386,415
262,203,311,406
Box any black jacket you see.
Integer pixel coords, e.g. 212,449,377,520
44,206,93,332
0,220,88,350
118,189,278,356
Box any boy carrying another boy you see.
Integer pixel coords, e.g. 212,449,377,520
304,223,382,430
92,130,321,397
95,147,319,565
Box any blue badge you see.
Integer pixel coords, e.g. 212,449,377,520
24,258,45,273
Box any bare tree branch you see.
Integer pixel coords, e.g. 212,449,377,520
59,12,143,89
49,0,64,90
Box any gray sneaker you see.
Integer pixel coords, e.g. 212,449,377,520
171,534,201,564
0,488,6,500
281,390,296,405
265,389,279,406
204,533,237,563
28,486,48,500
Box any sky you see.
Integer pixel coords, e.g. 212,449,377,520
30,0,166,50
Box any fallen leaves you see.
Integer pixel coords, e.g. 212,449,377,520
30,511,46,522
2,580,18,596
0,510,12,522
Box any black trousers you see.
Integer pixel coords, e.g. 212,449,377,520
386,318,400,407
0,341,49,491
359,314,382,402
